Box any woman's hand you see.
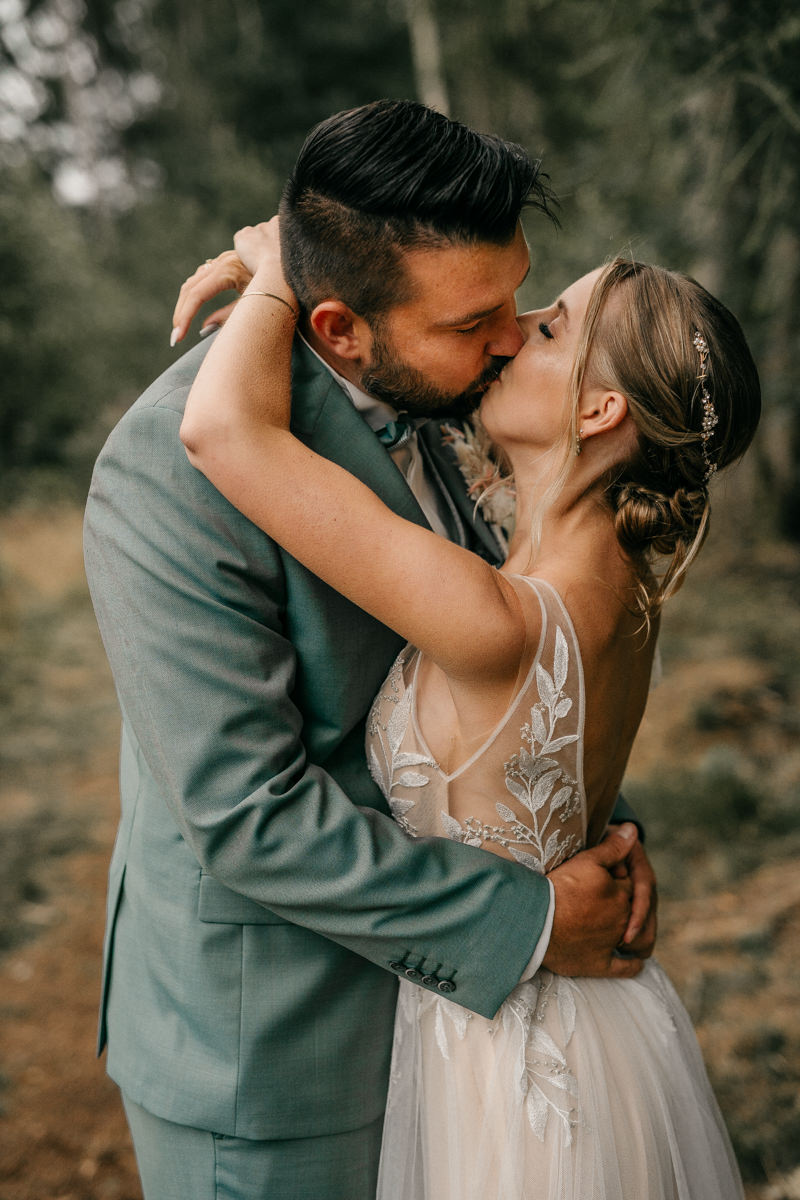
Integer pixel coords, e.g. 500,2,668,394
171,250,253,346
170,217,295,347
234,218,298,316
617,832,658,955
232,217,284,277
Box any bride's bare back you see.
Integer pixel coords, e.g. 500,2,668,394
367,562,656,878
545,564,657,848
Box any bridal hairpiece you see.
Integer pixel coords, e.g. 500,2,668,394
692,330,718,484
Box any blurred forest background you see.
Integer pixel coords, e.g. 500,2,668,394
0,0,799,1197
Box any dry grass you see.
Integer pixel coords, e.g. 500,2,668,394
0,502,798,1197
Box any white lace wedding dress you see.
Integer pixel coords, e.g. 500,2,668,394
368,576,743,1199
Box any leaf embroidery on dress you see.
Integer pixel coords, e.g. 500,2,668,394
441,624,583,873
433,995,472,1060
367,585,591,1156
503,973,583,1144
366,653,436,836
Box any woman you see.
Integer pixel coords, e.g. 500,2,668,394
178,222,760,1198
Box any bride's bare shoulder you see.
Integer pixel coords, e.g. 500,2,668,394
536,562,657,663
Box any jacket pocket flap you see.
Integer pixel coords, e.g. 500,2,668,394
198,873,291,925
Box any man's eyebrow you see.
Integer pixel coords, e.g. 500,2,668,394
434,262,531,328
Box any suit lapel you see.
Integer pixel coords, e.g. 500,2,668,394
290,341,431,529
290,341,504,565
418,420,505,565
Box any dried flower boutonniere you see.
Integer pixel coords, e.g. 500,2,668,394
440,416,516,552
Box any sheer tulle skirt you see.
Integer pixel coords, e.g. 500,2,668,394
376,961,742,1200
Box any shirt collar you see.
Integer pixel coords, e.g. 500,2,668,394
298,331,398,433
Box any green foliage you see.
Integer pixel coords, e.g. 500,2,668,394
0,166,115,487
89,0,417,226
440,0,800,531
1,0,798,528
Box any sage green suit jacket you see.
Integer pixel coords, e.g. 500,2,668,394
84,337,622,1141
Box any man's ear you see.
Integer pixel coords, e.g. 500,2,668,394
308,301,372,362
578,387,629,440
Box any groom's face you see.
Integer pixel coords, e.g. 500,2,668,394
359,224,530,419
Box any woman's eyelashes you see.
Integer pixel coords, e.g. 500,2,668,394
539,321,554,340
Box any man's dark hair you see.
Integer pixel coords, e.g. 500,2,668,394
279,99,557,320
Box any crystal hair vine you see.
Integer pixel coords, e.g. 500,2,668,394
692,330,719,484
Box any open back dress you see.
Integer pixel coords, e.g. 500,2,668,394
367,575,743,1200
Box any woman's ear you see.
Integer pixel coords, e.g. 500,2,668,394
578,387,629,440
308,301,371,363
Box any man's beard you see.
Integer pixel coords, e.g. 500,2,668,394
360,329,510,420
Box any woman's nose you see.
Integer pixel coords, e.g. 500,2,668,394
515,311,540,339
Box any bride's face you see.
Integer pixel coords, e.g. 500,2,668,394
479,267,604,453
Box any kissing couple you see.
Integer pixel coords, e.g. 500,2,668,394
85,99,760,1199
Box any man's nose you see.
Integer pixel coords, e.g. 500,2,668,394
486,314,524,359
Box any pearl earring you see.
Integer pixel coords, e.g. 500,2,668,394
575,428,584,456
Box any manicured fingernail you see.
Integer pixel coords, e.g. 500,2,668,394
170,328,180,348
199,322,220,339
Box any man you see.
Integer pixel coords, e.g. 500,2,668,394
84,100,655,1200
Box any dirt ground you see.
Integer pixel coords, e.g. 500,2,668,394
1,506,798,1199
0,507,138,1199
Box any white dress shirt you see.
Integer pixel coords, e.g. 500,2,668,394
299,334,554,982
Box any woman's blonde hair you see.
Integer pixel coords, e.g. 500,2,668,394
521,258,761,617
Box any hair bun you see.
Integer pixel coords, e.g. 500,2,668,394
614,481,707,557
669,485,708,529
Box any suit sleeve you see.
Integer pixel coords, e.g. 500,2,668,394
609,794,644,837
84,398,551,1020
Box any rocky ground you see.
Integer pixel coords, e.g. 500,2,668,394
0,505,798,1199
